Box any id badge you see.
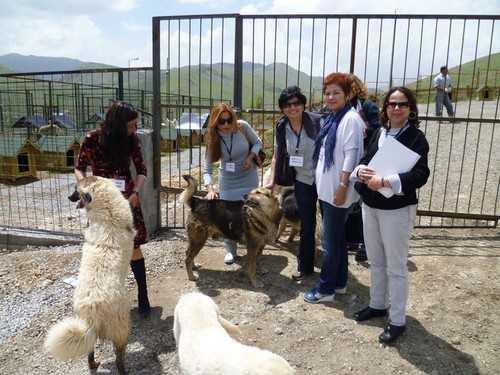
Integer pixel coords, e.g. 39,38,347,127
289,155,304,167
226,162,236,172
113,179,126,192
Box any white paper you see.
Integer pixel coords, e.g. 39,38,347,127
289,155,304,167
367,136,421,198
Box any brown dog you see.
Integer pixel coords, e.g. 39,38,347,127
179,175,282,288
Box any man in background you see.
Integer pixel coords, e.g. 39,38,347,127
433,65,454,118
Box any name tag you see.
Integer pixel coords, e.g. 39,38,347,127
225,162,236,172
289,155,304,167
113,179,126,192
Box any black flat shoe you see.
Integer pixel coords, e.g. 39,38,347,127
379,324,406,343
354,250,367,262
353,306,387,321
291,271,313,281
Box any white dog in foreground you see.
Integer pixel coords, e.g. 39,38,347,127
173,292,295,375
44,176,135,375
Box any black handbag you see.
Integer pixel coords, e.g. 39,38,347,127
279,153,296,186
238,122,266,167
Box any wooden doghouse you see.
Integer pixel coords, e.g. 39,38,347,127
476,84,492,101
36,135,81,170
12,115,48,141
85,113,105,131
0,136,42,181
178,129,205,148
160,128,181,152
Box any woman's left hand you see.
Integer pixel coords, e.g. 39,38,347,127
333,186,347,206
367,175,384,192
129,193,140,207
243,155,254,170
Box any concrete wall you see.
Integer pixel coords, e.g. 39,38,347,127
133,129,159,236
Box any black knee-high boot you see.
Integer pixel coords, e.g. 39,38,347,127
130,258,151,318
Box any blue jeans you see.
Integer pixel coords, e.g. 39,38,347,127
435,91,454,117
317,201,350,294
294,180,318,273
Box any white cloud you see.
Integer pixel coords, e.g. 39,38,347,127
0,0,498,68
1,16,103,60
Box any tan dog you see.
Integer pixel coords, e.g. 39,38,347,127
179,175,282,288
173,292,295,375
44,176,135,375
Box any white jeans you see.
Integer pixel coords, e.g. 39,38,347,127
362,204,416,326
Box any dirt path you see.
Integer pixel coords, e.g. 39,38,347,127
0,227,499,374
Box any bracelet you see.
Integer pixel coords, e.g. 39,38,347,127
340,182,348,188
381,177,385,187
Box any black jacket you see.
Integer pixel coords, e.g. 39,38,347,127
359,126,430,210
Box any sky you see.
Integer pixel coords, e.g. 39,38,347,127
0,0,499,68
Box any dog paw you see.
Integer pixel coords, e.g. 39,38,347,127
193,263,202,270
188,273,200,282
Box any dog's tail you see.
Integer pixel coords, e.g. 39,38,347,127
44,316,97,360
179,175,198,206
218,316,242,336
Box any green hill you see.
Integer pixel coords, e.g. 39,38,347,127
163,62,324,109
409,52,500,91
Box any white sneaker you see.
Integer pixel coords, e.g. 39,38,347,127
224,252,236,265
335,286,347,294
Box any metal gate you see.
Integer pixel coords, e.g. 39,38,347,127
151,14,500,229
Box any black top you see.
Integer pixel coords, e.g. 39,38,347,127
359,126,430,210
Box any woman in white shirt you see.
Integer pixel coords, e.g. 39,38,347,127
303,72,365,304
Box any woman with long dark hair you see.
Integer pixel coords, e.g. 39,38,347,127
75,101,151,318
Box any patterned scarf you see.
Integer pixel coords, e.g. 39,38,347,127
311,103,352,172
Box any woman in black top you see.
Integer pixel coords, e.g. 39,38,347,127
350,87,430,343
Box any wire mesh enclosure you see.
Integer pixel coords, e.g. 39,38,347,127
0,14,499,242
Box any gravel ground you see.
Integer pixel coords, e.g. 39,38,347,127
0,226,499,375
0,100,499,374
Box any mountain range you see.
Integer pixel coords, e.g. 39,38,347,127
0,53,325,108
0,53,114,73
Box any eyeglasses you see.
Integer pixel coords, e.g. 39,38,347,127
217,117,233,125
387,101,410,109
283,101,303,109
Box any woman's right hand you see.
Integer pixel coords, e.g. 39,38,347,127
358,167,375,183
205,191,217,200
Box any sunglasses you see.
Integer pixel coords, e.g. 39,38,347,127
283,101,303,109
387,101,410,109
217,117,233,125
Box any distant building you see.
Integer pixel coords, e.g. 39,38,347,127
0,136,42,181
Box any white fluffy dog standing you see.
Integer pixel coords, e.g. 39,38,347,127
44,176,135,375
173,292,295,375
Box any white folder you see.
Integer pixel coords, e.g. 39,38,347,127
367,136,421,198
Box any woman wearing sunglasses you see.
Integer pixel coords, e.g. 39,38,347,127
203,102,262,265
265,86,324,281
303,72,365,304
350,87,430,343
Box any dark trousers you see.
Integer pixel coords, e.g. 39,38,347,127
294,180,318,273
